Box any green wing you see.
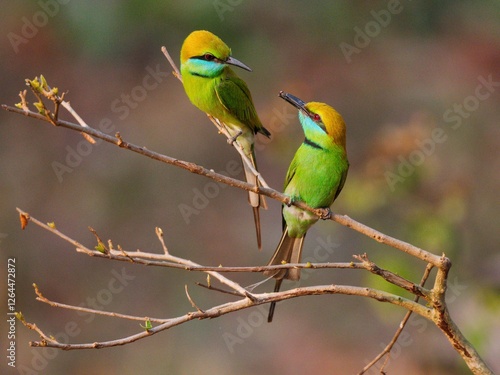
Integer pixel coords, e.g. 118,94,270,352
333,161,349,201
215,75,270,137
281,154,299,230
283,154,298,193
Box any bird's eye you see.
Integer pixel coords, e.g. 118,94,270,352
204,53,215,61
313,113,321,122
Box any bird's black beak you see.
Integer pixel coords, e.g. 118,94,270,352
279,91,308,113
226,56,252,72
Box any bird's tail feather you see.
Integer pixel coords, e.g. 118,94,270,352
265,228,305,322
264,228,304,281
267,279,282,323
242,152,267,249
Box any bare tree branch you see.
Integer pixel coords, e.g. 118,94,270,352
15,208,433,300
33,284,169,324
359,263,434,374
20,281,431,350
4,104,444,270
3,76,494,374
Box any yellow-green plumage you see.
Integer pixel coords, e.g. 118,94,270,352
265,92,349,322
180,30,270,249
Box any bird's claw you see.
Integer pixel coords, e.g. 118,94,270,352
285,196,294,207
227,130,243,145
319,208,332,220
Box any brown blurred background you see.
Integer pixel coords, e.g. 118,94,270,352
1,1,499,374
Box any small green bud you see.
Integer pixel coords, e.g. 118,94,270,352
29,77,41,92
95,242,106,253
33,101,45,115
40,75,49,90
140,319,153,331
15,311,25,322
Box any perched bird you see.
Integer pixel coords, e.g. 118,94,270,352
265,92,349,322
180,30,270,249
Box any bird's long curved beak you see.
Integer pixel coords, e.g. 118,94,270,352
279,91,307,112
226,56,252,72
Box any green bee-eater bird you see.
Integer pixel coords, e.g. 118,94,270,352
180,30,271,249
265,92,349,322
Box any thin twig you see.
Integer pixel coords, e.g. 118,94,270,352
24,284,431,350
161,46,181,81
195,282,243,297
4,107,444,267
15,208,434,299
16,207,255,298
353,253,430,299
185,285,204,313
60,100,96,144
155,227,169,255
358,263,434,374
33,283,169,323
4,93,492,372
17,90,29,111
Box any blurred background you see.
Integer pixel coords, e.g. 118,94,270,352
1,1,499,374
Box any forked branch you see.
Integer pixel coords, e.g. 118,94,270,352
3,75,493,374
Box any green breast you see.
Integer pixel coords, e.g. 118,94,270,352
285,144,348,209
